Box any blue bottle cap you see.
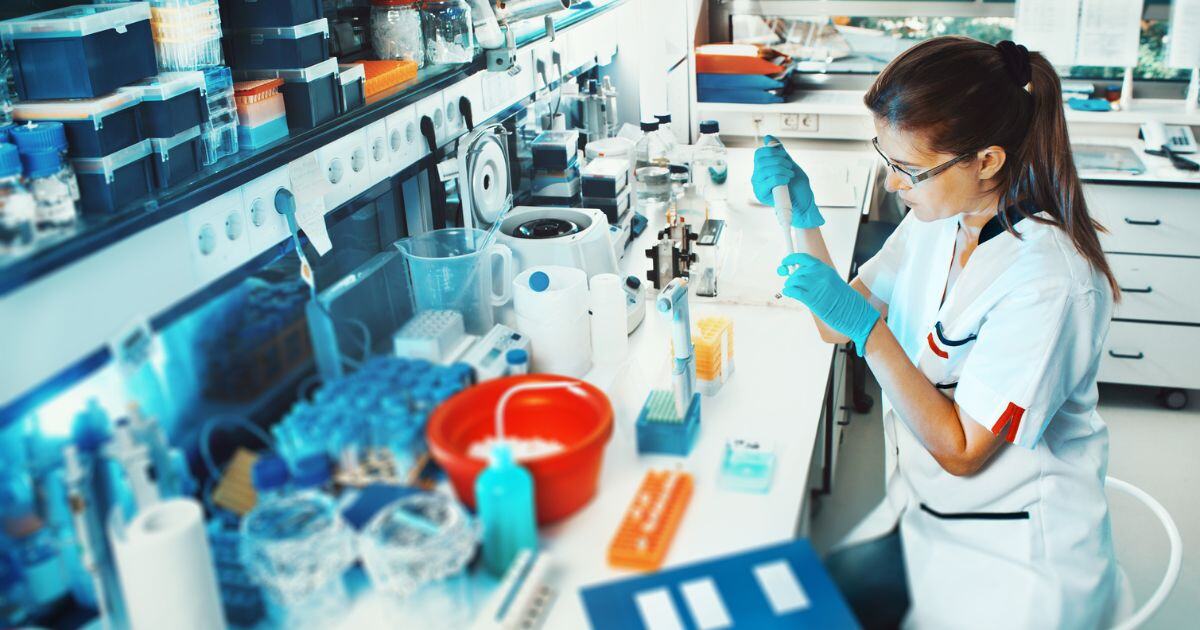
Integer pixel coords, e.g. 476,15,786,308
11,122,68,154
0,144,22,177
529,271,550,292
0,124,14,144
20,149,63,179
505,348,528,366
251,455,290,492
292,454,331,489
700,120,719,134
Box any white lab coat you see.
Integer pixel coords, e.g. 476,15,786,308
847,208,1121,629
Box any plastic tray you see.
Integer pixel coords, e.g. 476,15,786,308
227,18,330,71
13,92,143,158
121,72,210,139
73,140,155,214
150,125,205,188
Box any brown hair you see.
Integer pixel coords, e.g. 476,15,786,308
864,36,1119,299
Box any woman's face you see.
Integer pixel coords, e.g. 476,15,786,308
873,118,1001,223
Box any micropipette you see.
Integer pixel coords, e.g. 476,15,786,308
768,137,797,301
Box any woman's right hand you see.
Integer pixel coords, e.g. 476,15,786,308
752,135,825,228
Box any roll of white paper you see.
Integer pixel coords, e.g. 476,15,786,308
513,266,592,376
589,274,628,365
110,498,226,630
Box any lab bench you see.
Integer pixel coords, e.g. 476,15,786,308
324,148,873,628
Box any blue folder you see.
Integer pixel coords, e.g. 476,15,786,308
697,87,785,104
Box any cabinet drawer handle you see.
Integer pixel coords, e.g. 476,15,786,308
1108,350,1145,360
1119,285,1153,294
1124,217,1162,226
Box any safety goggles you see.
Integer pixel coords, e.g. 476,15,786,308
872,137,973,186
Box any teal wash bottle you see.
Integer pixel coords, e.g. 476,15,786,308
475,443,538,576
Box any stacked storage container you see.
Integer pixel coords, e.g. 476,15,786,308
530,130,582,206
202,66,241,164
120,72,210,188
0,3,159,215
226,0,342,131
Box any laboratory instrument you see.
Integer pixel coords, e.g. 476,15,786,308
107,418,161,511
636,278,701,455
469,0,574,72
511,266,592,377
764,137,798,300
694,316,735,396
653,113,679,159
622,275,646,333
634,165,671,212
476,441,538,577
589,273,629,366
584,539,858,628
471,549,554,630
12,126,78,231
396,227,514,335
494,206,620,280
150,0,225,72
427,375,613,524
392,309,470,363
457,124,514,232
459,323,532,381
719,438,775,493
606,468,693,572
581,79,608,141
634,120,668,169
360,492,479,596
370,0,425,68
424,0,475,65
693,219,725,297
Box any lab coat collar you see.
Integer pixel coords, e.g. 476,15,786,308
977,200,1037,245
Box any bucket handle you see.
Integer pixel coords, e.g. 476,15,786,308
489,243,514,306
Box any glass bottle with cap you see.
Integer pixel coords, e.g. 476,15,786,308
12,124,78,232
654,113,679,159
10,123,80,204
634,119,668,170
505,348,529,376
423,1,475,65
251,454,291,505
693,119,728,200
370,0,425,68
0,143,36,256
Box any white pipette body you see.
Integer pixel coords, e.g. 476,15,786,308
769,139,797,300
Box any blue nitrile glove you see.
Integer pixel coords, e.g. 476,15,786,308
778,253,879,355
752,135,824,228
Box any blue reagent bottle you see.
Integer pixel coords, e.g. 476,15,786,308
475,443,537,576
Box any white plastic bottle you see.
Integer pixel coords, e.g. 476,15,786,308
693,119,729,201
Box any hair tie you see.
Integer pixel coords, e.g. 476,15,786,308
995,40,1032,87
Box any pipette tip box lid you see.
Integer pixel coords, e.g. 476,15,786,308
150,125,205,189
227,18,331,72
581,156,630,198
73,139,155,215
120,71,210,140
13,92,143,159
532,130,580,170
357,60,418,102
337,63,366,113
0,3,156,101
223,0,323,29
636,391,701,456
235,58,341,130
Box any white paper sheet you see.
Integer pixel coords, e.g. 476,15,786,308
1169,0,1200,68
288,153,333,255
1014,0,1082,67
1076,0,1143,67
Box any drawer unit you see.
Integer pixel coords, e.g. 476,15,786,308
1111,254,1200,324
1084,183,1200,257
1099,321,1200,390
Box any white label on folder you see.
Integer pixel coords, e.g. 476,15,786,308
681,578,733,629
634,588,685,630
753,560,811,615
288,153,333,256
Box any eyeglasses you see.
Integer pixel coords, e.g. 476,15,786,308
872,137,973,186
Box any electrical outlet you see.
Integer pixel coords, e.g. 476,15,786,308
187,189,251,285
318,130,371,210
384,105,424,176
781,114,800,130
781,113,819,132
244,167,291,253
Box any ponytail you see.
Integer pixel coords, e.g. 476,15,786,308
864,36,1121,300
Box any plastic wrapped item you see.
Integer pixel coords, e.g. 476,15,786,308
150,0,224,71
228,18,330,71
72,140,155,214
119,71,209,139
0,3,157,100
0,143,36,255
0,51,12,126
150,125,204,188
360,493,479,596
13,92,142,159
201,66,239,164
423,0,475,65
370,1,424,68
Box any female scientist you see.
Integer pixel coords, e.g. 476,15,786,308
754,37,1122,628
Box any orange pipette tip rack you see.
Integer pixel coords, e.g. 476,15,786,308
357,60,419,101
607,468,693,571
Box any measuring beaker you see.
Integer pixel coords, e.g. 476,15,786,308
395,228,513,334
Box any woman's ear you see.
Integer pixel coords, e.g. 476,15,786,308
976,145,1007,180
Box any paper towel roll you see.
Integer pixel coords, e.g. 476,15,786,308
110,499,226,630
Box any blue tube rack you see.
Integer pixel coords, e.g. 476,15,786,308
636,390,701,456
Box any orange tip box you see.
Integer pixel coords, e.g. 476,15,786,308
607,468,693,572
695,43,791,75
356,60,418,102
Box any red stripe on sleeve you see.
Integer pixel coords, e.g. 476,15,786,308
989,402,1025,444
926,333,949,359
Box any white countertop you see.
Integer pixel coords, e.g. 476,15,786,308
334,148,872,629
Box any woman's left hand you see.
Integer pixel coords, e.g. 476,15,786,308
778,253,880,354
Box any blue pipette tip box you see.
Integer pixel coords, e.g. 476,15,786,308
719,438,775,493
636,390,701,456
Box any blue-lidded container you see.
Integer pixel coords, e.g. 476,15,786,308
20,149,64,180
236,58,341,130
119,72,210,139
0,3,157,101
150,126,204,189
13,92,142,159
9,121,68,155
73,140,154,215
227,18,330,71
223,0,323,29
0,124,15,143
337,63,365,114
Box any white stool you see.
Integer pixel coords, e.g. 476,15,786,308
1107,476,1183,630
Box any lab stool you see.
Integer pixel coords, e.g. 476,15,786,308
848,220,899,414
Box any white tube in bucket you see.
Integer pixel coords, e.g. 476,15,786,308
589,273,627,365
110,498,226,630
513,266,592,376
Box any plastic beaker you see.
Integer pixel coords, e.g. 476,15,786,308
395,228,513,334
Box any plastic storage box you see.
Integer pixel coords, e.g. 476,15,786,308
150,126,204,188
358,60,418,102
120,72,209,139
236,59,341,130
234,80,289,150
228,19,330,71
531,131,580,170
338,63,366,113
73,140,155,214
13,92,143,159
0,3,157,100
222,0,323,29
202,66,239,164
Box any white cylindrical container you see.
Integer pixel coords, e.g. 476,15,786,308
513,266,592,377
110,498,226,630
589,274,627,365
